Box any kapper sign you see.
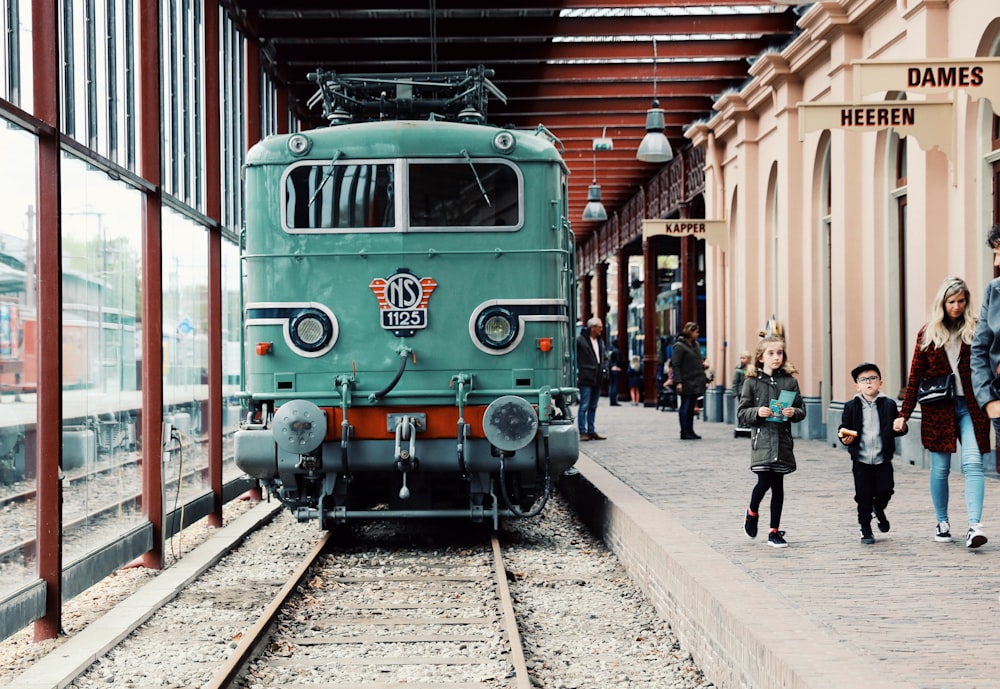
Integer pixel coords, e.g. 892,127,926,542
642,219,729,251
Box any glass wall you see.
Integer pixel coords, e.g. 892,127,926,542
59,0,140,171
161,0,206,211
0,121,38,597
222,236,242,481
60,152,144,565
162,208,210,502
0,0,34,109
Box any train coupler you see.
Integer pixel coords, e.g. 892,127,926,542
393,414,421,500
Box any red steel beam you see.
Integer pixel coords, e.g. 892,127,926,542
275,37,777,70
205,0,224,528
140,0,165,571
238,0,776,10
259,13,793,40
31,0,63,641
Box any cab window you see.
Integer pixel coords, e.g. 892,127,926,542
408,161,519,228
285,162,395,229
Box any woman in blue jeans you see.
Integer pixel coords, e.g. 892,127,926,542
895,277,990,548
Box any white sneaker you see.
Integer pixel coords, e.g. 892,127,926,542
935,521,952,542
966,523,988,549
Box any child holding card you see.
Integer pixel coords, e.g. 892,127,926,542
737,335,805,548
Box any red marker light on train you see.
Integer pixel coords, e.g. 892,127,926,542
256,342,272,355
537,337,553,352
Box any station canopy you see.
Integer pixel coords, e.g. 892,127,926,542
226,1,801,240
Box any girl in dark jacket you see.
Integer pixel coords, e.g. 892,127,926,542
737,335,805,548
894,277,989,548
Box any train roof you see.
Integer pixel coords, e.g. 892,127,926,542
245,119,567,171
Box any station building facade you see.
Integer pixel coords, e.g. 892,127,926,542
579,0,1000,467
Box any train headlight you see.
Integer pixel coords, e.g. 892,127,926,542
287,134,311,156
483,395,538,452
289,310,333,353
492,131,516,154
475,307,518,350
273,399,326,455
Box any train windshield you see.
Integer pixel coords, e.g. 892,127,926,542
282,159,521,232
285,162,396,229
408,161,519,228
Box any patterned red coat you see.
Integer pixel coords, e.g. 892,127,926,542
898,325,991,454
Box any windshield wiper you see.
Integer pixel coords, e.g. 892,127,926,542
309,150,344,207
460,149,492,208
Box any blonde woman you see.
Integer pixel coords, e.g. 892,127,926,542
894,277,989,548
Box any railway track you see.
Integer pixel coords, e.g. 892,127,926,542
4,494,712,689
213,529,529,689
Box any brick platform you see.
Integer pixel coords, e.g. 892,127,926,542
560,403,1000,689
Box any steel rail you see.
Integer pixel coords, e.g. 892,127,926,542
491,533,531,689
200,530,332,689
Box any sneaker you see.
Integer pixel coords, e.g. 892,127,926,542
873,507,890,533
744,510,758,539
935,521,952,542
860,527,875,545
966,523,988,549
767,530,788,548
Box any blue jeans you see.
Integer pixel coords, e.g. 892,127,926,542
578,383,600,435
929,396,984,525
678,394,698,436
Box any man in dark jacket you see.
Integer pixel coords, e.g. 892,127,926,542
576,317,607,440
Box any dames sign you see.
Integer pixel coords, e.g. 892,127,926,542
853,58,1000,106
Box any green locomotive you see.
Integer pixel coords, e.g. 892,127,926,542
235,68,579,528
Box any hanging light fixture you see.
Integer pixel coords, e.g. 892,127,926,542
637,38,673,164
582,130,608,221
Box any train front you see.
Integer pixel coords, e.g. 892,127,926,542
235,77,579,528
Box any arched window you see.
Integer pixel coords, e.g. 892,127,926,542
892,133,908,385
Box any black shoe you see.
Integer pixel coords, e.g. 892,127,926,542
873,507,890,533
767,530,788,548
680,432,701,440
744,510,758,539
610,402,621,406
860,526,875,545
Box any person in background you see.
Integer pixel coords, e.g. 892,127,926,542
732,350,750,400
607,342,622,406
732,350,752,434
895,277,989,548
576,317,607,441
672,322,708,439
838,362,906,545
738,335,805,548
627,355,643,406
971,224,1000,454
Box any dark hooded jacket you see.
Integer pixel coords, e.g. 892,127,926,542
736,364,805,473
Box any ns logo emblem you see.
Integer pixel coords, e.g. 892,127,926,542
369,268,438,337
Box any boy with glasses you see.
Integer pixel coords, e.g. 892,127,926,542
838,363,907,544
